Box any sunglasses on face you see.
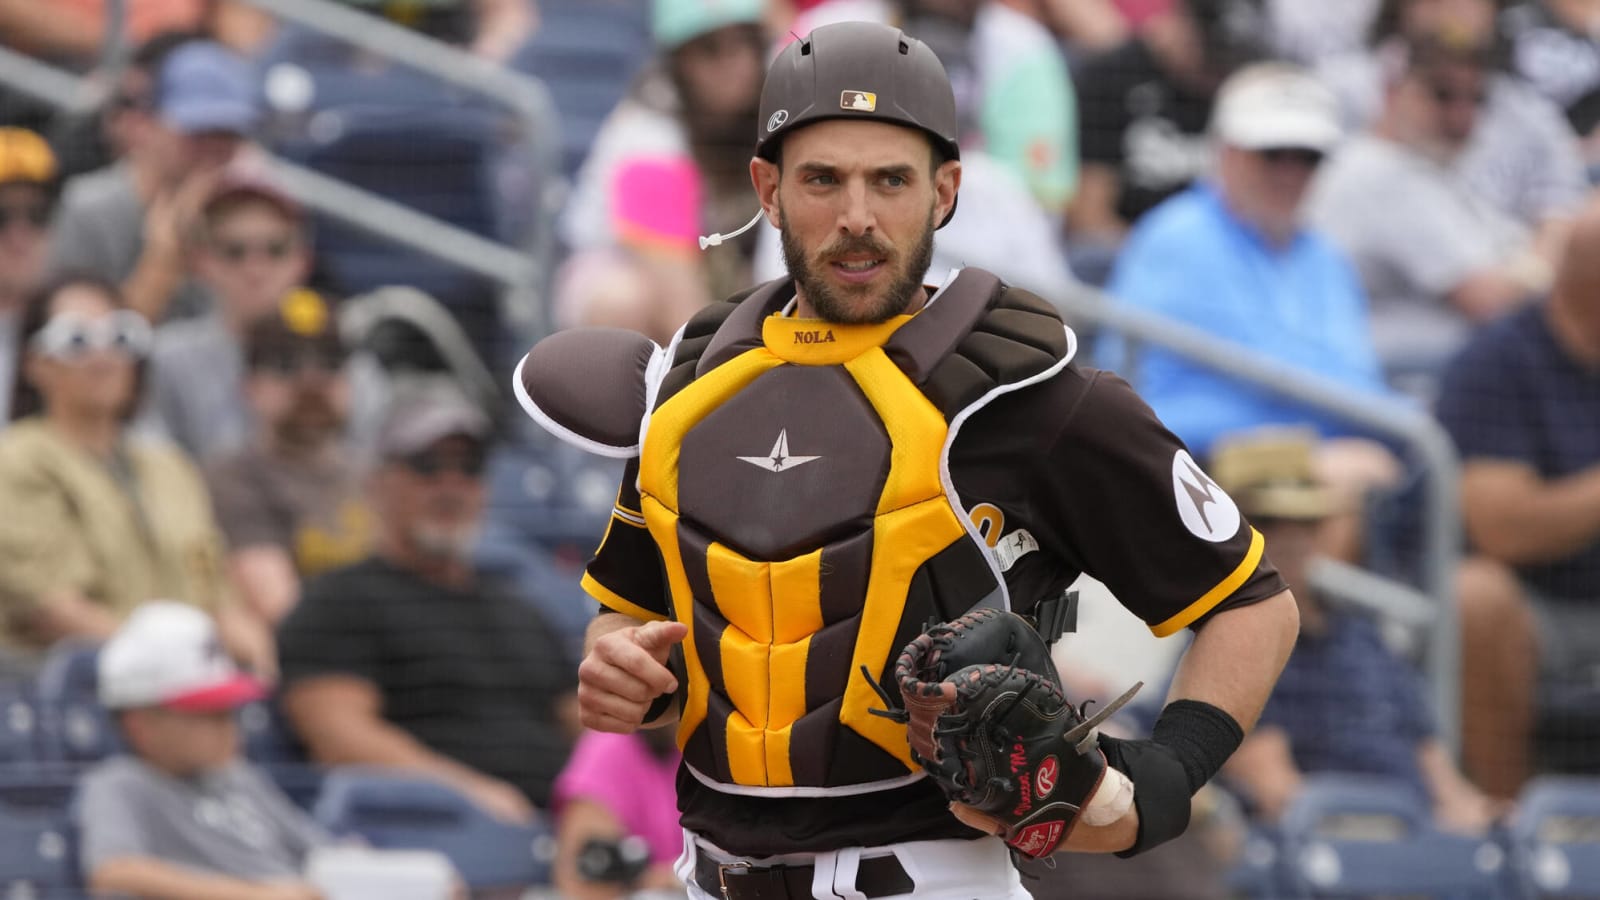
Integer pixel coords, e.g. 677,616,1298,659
400,447,487,479
254,348,346,377
31,310,151,361
213,237,295,264
0,201,50,230
1258,148,1325,168
1429,83,1488,108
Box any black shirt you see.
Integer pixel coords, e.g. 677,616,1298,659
587,332,1286,854
277,557,577,807
1076,39,1216,225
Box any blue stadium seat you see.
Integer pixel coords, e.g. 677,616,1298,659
1509,776,1600,899
32,642,122,764
313,768,554,889
239,699,306,765
262,763,326,813
1278,774,1506,899
0,801,82,897
508,0,650,179
0,683,40,765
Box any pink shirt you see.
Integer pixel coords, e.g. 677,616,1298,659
553,732,682,865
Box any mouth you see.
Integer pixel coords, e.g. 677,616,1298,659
829,257,886,283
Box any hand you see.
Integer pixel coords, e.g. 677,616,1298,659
250,882,324,900
577,620,687,733
143,169,220,259
463,775,536,825
1434,784,1507,836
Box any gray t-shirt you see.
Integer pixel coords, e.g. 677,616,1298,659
138,313,250,463
1307,134,1529,367
47,163,211,320
78,756,329,881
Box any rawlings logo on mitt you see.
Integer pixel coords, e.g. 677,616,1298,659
870,607,1140,858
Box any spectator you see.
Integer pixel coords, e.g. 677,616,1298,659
1099,63,1399,561
1265,0,1381,66
1434,197,1600,799
329,0,533,61
1069,0,1269,247
0,129,62,424
1316,0,1586,239
551,729,683,899
1309,34,1554,385
563,0,766,301
140,170,313,462
207,289,375,628
277,383,578,820
48,37,258,324
0,275,272,672
1503,0,1600,158
1213,430,1501,833
79,601,328,900
0,0,100,61
57,0,204,47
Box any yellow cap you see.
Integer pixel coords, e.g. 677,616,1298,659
0,129,57,186
280,288,330,337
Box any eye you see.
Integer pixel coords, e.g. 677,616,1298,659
805,173,837,186
882,174,908,188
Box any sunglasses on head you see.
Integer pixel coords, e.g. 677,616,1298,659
0,201,50,230
1258,148,1325,168
400,446,487,478
213,237,295,264
31,310,151,361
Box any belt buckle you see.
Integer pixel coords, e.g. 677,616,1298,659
717,861,751,900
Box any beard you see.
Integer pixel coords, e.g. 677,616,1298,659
274,387,345,449
779,204,938,325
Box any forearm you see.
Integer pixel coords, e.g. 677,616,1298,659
1469,465,1600,564
121,245,184,323
1092,591,1300,855
303,714,491,791
28,590,120,644
1166,591,1300,730
91,856,282,900
0,0,100,58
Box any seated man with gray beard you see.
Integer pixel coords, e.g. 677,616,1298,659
276,383,578,822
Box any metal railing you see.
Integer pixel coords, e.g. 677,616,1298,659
232,0,566,337
1056,284,1464,750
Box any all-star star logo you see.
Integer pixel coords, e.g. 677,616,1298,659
736,429,821,473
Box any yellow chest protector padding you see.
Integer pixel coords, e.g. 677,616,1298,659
637,270,1070,793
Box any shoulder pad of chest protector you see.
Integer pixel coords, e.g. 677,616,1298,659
513,326,659,457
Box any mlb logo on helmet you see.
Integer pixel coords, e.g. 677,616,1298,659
841,90,877,112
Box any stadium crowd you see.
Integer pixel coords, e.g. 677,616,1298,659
0,0,1596,896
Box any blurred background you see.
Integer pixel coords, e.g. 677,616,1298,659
0,0,1597,897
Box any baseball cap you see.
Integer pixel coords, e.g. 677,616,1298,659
205,167,303,222
0,129,57,187
652,0,764,50
1208,429,1337,521
98,602,266,712
156,41,260,135
1211,63,1342,154
245,289,345,371
377,380,492,459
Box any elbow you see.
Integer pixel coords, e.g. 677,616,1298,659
1464,515,1550,567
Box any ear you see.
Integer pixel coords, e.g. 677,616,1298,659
750,156,782,229
934,158,961,225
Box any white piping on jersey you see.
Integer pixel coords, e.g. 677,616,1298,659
512,352,654,459
938,323,1079,613
686,762,927,799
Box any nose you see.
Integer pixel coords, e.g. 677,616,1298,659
837,178,875,237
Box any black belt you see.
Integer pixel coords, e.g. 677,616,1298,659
693,848,915,899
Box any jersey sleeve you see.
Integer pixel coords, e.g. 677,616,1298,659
581,457,670,622
1035,368,1286,635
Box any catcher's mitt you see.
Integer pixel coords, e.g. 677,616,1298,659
882,607,1141,858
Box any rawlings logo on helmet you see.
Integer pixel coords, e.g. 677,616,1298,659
767,109,788,132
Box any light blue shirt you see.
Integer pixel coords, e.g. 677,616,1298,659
1099,183,1387,456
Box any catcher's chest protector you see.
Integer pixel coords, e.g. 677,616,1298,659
635,270,1075,796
